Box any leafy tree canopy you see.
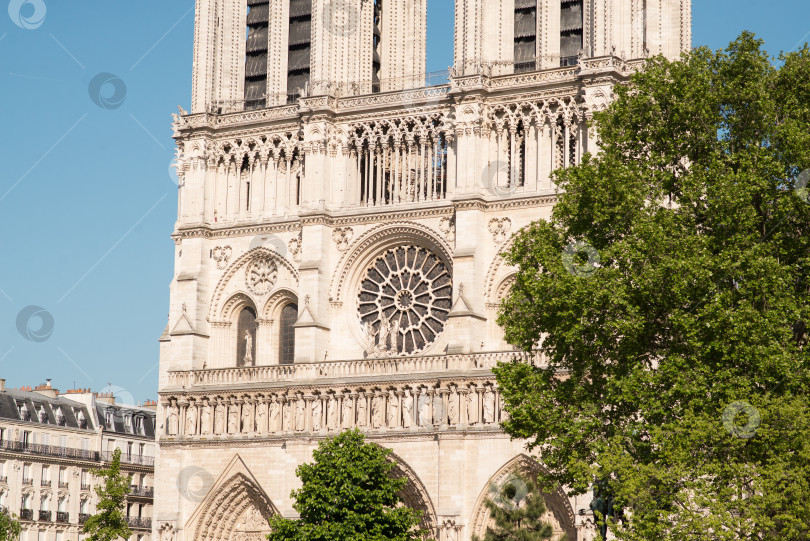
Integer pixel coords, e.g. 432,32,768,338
83,448,132,541
268,429,430,541
495,33,810,540
0,508,21,541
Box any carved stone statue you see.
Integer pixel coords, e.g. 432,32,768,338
243,330,253,364
356,394,367,427
402,390,414,428
283,398,293,431
167,401,179,436
387,390,399,429
186,402,198,436
432,394,444,425
483,388,495,424
200,400,212,435
448,392,459,425
327,394,338,430
342,395,353,429
312,398,322,431
214,402,225,434
467,388,479,425
255,401,267,433
418,392,431,427
269,398,280,433
241,403,252,433
295,397,305,431
227,404,239,434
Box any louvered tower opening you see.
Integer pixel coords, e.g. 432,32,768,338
372,0,382,92
287,0,312,103
560,0,583,66
514,0,537,72
245,0,270,110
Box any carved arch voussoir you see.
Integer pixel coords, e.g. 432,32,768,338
386,450,439,539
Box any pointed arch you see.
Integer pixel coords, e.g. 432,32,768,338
469,454,576,541
386,450,438,538
187,455,279,541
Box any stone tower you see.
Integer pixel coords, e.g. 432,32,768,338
155,0,690,539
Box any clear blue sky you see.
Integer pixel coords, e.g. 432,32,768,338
1,1,809,405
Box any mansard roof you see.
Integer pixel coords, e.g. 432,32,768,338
93,402,156,439
0,389,95,431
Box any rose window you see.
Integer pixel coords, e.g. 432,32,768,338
357,245,452,355
245,257,278,295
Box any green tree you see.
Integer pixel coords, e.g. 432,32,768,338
494,33,810,540
0,507,22,541
471,473,561,541
268,429,430,541
83,448,132,541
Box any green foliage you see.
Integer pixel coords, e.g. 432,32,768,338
471,473,560,541
83,448,133,541
0,508,22,541
267,429,431,541
495,33,810,540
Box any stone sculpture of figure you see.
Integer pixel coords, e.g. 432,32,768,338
227,404,239,434
214,402,225,434
387,390,399,429
283,398,293,431
448,392,459,425
371,394,384,428
186,402,198,436
356,394,368,427
327,394,338,430
418,391,431,426
295,397,305,431
167,401,179,436
241,402,252,433
312,398,323,431
255,401,267,433
269,398,280,433
467,388,479,426
402,389,414,428
483,388,495,424
432,394,445,425
387,313,400,355
342,395,353,429
243,331,253,365
377,318,392,353
200,400,212,435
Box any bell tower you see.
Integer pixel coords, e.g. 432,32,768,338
190,0,427,112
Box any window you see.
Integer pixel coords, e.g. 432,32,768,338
124,415,131,431
58,496,67,512
287,0,312,102
279,303,298,364
22,493,31,510
245,0,270,109
80,499,88,514
40,494,48,511
139,443,145,457
560,0,583,66
59,467,66,485
134,416,143,435
371,0,382,92
56,532,64,541
41,465,49,481
23,463,31,480
514,0,537,72
236,307,258,367
105,410,113,428
127,442,133,460
41,433,49,447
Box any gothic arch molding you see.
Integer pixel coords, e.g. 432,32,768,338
386,450,439,538
260,287,298,320
469,454,576,541
209,247,300,321
187,455,279,541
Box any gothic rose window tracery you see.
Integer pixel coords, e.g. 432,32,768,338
358,245,452,355
245,256,278,295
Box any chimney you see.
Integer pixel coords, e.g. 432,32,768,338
141,400,157,411
0,379,5,391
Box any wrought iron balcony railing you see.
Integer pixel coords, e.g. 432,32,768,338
102,451,154,467
0,440,99,461
78,513,90,524
56,511,69,523
19,509,33,521
126,516,152,529
128,485,154,498
38,510,51,521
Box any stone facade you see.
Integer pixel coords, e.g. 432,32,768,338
156,1,690,539
0,381,156,541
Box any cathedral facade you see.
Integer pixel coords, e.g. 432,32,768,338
155,0,690,539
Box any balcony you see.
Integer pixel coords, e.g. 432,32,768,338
56,511,69,523
102,451,154,467
20,509,33,521
40,480,51,487
38,510,51,521
127,517,152,529
78,513,90,524
0,440,99,461
128,485,154,498
58,481,68,489
0,476,8,483
21,478,33,486
81,483,91,491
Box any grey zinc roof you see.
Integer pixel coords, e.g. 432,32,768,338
0,389,95,431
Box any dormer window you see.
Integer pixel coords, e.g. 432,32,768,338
134,416,143,435
124,415,132,432
105,410,113,428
